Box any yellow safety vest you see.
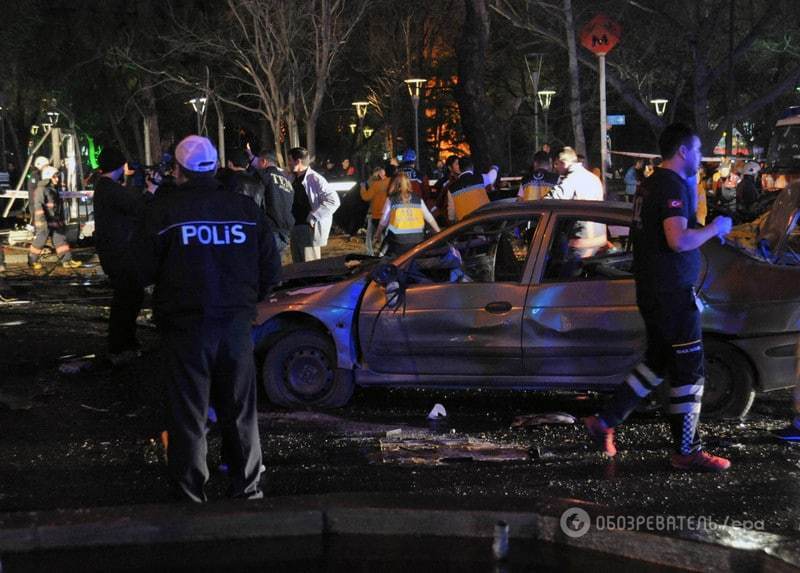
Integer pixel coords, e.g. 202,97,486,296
520,171,558,201
388,196,425,235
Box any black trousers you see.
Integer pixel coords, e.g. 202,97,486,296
601,286,705,455
161,314,262,502
108,278,144,354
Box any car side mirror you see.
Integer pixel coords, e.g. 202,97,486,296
370,263,405,310
371,262,398,287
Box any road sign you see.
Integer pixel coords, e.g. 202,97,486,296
607,114,626,126
580,14,622,56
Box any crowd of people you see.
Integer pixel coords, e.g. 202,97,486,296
1,124,798,504
623,155,770,225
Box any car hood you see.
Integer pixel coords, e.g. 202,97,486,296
277,254,382,290
726,183,800,262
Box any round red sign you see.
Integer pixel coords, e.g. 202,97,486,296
580,14,622,56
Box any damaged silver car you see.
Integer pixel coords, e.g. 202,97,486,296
253,189,800,418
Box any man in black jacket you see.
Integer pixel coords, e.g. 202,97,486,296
220,149,265,209
135,135,281,503
94,148,146,364
249,150,293,255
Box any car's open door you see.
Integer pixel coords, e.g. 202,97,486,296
522,210,644,381
358,213,545,378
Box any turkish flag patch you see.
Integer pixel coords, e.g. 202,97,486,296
669,199,683,209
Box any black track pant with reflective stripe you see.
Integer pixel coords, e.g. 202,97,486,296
600,286,705,455
161,313,262,502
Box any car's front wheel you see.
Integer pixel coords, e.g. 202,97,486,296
262,328,354,408
701,339,756,419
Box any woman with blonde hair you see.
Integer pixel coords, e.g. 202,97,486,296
374,172,440,256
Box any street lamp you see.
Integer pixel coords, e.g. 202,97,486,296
349,122,357,134
363,126,374,138
352,101,370,178
0,103,6,171
650,98,668,117
188,96,208,135
46,111,60,126
404,78,426,169
352,101,369,121
524,53,543,151
537,90,556,143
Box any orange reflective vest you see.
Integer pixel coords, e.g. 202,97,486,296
519,170,559,201
451,172,489,221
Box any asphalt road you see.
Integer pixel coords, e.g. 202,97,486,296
0,257,798,541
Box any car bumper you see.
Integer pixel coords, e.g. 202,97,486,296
728,333,798,391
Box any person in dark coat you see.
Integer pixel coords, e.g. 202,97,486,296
93,147,146,363
133,135,280,503
248,150,294,255
220,149,266,209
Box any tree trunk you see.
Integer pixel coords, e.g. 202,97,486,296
563,0,587,159
454,0,503,171
141,84,161,165
106,109,132,160
132,115,145,163
306,111,318,164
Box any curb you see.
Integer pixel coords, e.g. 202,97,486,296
0,495,798,571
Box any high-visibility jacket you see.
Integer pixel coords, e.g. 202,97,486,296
388,195,425,238
450,172,490,221
518,169,559,201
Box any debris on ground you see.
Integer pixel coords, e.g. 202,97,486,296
0,391,34,411
59,357,95,374
79,403,109,413
376,436,530,465
264,411,427,437
427,403,447,420
511,412,577,428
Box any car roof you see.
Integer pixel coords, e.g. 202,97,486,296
470,199,633,219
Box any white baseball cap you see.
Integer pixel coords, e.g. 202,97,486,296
175,135,218,173
41,166,59,180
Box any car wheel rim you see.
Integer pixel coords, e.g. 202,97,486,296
283,347,333,399
703,356,733,412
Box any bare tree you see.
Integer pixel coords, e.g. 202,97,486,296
455,0,504,169
493,0,800,153
298,0,368,159
491,0,588,157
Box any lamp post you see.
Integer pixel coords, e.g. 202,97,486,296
352,101,369,178
537,90,556,144
363,126,374,139
0,104,6,172
404,78,426,169
650,98,668,118
524,54,543,152
188,96,207,135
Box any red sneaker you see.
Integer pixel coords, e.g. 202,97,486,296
671,450,731,472
584,415,617,457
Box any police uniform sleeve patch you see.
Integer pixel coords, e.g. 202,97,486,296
669,199,683,209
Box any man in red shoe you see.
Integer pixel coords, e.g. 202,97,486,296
584,123,733,472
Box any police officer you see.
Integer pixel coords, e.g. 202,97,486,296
250,150,294,256
584,123,734,472
446,156,498,223
517,151,559,201
135,135,281,502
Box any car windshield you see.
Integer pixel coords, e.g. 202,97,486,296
767,124,800,170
